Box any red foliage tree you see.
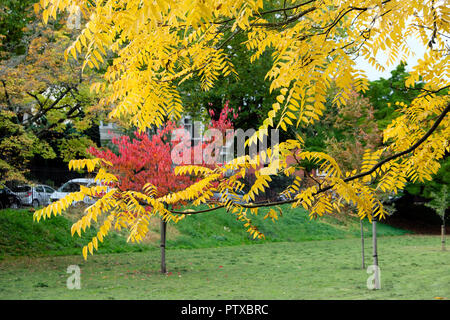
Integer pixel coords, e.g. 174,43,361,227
88,103,238,197
88,122,193,199
86,103,238,273
208,100,238,133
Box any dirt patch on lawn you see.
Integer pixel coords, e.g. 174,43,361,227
140,216,181,244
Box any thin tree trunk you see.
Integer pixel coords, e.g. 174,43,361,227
441,222,446,251
360,220,365,269
160,218,167,274
372,217,381,289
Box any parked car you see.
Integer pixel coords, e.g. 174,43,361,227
0,184,21,209
11,184,56,208
50,178,103,205
277,190,298,201
209,189,247,205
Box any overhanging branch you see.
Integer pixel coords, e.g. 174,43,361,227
170,101,450,215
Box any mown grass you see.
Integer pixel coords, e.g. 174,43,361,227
0,235,448,299
0,207,446,300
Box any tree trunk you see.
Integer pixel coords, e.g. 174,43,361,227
360,220,365,269
441,223,446,251
160,218,167,274
372,217,381,289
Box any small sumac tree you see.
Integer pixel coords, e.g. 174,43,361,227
425,185,449,251
34,105,238,267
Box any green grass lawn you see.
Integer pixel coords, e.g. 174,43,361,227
2,207,446,300
0,235,449,299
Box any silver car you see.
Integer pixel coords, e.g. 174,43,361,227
50,178,106,205
11,184,56,208
209,189,247,205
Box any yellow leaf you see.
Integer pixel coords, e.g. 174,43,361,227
276,95,285,103
93,50,104,64
43,9,49,24
70,47,77,60
33,3,40,15
92,237,98,250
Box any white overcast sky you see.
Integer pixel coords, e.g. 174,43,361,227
355,1,448,81
355,35,428,81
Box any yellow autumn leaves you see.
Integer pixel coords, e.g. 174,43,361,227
31,0,450,259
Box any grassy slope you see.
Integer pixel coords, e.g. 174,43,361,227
168,204,409,248
0,235,448,299
0,205,409,259
0,209,151,259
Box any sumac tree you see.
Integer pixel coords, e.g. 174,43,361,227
34,0,449,261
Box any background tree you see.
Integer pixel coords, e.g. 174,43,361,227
0,109,55,183
297,89,384,268
324,91,383,269
0,0,37,58
364,63,423,129
180,32,275,130
0,7,106,185
425,185,449,251
0,20,102,141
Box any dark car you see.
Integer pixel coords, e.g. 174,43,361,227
0,184,21,209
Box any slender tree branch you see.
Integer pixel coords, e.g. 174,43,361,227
390,84,450,95
213,0,317,26
35,102,82,137
250,7,317,28
22,86,73,127
0,80,12,110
